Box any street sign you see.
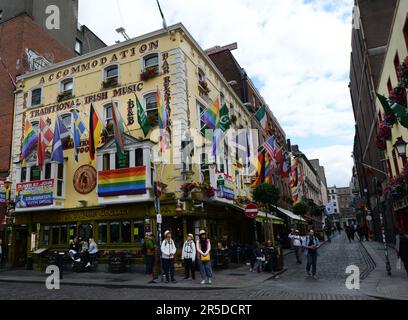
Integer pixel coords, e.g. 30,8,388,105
156,214,162,224
245,203,258,218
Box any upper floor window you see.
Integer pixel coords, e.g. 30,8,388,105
104,65,119,85
220,92,225,106
61,78,73,95
31,88,42,107
197,100,207,134
394,52,400,80
144,93,158,125
75,39,82,55
252,94,256,108
103,102,118,126
198,68,206,82
116,150,130,170
143,53,159,69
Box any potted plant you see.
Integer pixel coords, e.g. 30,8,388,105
57,91,73,102
102,77,118,89
398,56,408,88
389,86,407,106
199,182,217,198
198,80,210,95
101,123,114,143
140,66,159,81
378,122,392,140
384,112,397,126
62,135,74,150
147,112,159,128
180,181,199,199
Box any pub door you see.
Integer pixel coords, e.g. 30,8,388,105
14,228,28,268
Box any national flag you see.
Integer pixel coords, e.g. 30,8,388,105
274,148,283,172
112,103,126,156
251,151,265,187
135,94,151,136
21,120,38,161
377,93,408,128
264,152,271,184
88,104,102,161
202,98,220,130
280,151,290,178
72,109,86,162
37,118,53,169
290,157,299,188
263,136,277,158
157,89,168,153
213,103,231,156
254,106,267,130
51,117,68,163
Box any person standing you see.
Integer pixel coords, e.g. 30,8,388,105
303,230,320,279
144,233,155,275
196,230,213,284
396,229,408,277
264,240,278,273
161,230,177,283
182,233,196,280
289,230,303,264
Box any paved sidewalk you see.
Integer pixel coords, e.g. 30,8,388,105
359,240,408,300
0,264,284,291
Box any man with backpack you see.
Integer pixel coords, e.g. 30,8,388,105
144,233,155,275
289,230,303,264
303,230,320,280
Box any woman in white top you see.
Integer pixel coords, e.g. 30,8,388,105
161,230,177,283
182,233,196,280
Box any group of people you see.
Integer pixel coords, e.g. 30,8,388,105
145,229,213,285
288,229,321,279
247,240,279,274
345,224,369,242
68,237,98,270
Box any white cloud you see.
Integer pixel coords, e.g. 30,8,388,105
79,0,355,186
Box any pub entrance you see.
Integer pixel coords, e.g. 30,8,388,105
14,227,28,268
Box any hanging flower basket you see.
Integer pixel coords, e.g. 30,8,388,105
378,122,392,140
140,66,159,81
384,113,397,126
389,86,407,106
398,57,408,88
102,77,118,89
199,182,217,198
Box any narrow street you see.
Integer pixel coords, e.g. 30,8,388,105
0,234,377,300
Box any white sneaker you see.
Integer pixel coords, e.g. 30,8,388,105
208,278,212,284
201,280,206,284
85,262,91,268
75,258,81,262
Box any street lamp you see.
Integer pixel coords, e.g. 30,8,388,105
394,136,407,157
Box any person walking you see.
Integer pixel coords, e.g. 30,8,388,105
196,230,213,284
161,230,177,283
182,233,196,280
88,238,98,268
144,233,155,275
303,230,320,280
396,229,408,277
253,242,265,273
346,225,354,243
264,240,278,273
289,230,303,264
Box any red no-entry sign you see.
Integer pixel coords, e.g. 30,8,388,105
245,203,258,218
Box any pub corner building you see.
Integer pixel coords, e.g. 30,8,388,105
5,23,291,270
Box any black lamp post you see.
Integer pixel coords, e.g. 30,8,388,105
394,137,408,168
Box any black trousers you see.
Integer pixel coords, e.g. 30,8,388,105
184,258,195,279
306,254,317,275
162,258,175,281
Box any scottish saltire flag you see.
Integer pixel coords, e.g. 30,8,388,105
202,98,220,130
254,105,267,130
51,117,69,163
21,119,38,160
72,110,86,162
263,136,276,157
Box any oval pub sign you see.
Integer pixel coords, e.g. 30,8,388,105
73,165,97,195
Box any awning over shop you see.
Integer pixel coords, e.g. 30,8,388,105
256,212,284,225
276,207,307,223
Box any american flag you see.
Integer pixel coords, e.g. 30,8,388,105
263,136,276,157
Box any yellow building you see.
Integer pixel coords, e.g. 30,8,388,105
376,0,408,234
7,23,284,267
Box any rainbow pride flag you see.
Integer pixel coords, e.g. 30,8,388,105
21,119,38,160
202,98,220,130
98,166,146,197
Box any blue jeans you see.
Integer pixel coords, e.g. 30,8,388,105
145,255,154,274
306,254,317,275
198,259,213,280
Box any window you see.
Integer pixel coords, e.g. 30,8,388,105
198,68,206,82
121,221,131,243
75,39,82,55
394,52,400,80
0,10,3,21
21,167,27,182
30,121,39,134
43,226,50,246
144,92,158,122
104,65,118,83
133,221,145,243
31,88,42,106
103,153,111,171
116,150,130,169
98,223,108,244
69,224,77,240
135,148,144,167
52,226,59,245
78,223,93,240
392,149,400,176
197,100,207,134
61,78,73,95
60,225,67,244
104,103,114,126
56,163,64,197
110,222,120,244
30,166,41,181
220,92,225,106
61,113,72,132
143,53,159,69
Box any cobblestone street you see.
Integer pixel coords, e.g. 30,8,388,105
0,234,378,300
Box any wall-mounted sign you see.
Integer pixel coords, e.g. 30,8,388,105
16,179,54,208
0,181,6,204
73,165,97,195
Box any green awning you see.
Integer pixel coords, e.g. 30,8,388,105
256,212,284,225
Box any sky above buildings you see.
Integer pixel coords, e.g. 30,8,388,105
79,0,355,187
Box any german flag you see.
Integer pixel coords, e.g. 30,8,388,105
88,104,102,161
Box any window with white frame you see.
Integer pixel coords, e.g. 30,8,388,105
30,120,39,133
75,39,82,55
31,88,42,106
144,93,158,123
60,78,74,96
104,102,116,126
56,163,64,197
197,100,207,134
198,68,206,82
220,92,225,106
143,53,159,70
104,65,119,84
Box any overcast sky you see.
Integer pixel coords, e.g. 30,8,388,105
79,0,354,187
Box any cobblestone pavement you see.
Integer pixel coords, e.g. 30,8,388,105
0,234,376,300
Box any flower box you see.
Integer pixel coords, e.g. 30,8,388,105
57,91,73,102
102,78,118,89
198,80,210,95
140,66,159,81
